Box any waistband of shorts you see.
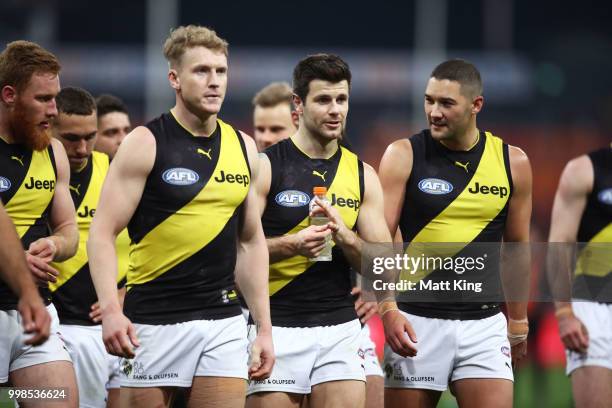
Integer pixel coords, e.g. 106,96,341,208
398,302,501,320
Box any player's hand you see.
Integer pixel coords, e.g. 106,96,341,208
311,197,353,245
558,314,589,354
248,331,275,380
90,302,102,323
25,252,59,285
18,288,51,346
102,311,140,358
510,340,527,367
27,238,57,262
352,287,377,324
294,225,332,258
382,309,418,357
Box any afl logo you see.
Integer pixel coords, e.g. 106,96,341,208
162,168,199,186
598,188,612,205
418,178,453,195
0,176,11,192
275,190,310,207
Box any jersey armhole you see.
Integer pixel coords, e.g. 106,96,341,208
502,143,514,197
233,126,251,177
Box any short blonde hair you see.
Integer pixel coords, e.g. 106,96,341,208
163,25,228,67
252,82,293,108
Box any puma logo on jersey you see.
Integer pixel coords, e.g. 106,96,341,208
468,182,508,198
77,205,95,218
69,184,81,196
214,170,249,187
454,161,469,173
24,177,55,191
312,170,327,182
197,148,212,160
11,155,24,166
331,193,360,210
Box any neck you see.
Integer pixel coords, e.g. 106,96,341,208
73,158,89,173
292,127,338,159
171,100,217,137
439,124,479,151
0,115,15,144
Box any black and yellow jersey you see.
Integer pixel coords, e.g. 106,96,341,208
49,151,128,324
0,139,56,310
262,138,364,327
398,130,512,319
573,147,612,302
124,112,249,324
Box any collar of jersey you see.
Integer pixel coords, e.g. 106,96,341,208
289,136,340,161
170,109,219,138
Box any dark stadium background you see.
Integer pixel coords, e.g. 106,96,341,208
2,1,610,406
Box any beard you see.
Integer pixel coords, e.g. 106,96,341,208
8,100,52,151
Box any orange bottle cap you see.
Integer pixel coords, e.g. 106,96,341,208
313,186,327,195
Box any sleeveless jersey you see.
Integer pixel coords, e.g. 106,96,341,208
124,112,249,324
263,138,364,327
0,139,56,310
573,147,612,302
398,130,512,319
49,151,127,324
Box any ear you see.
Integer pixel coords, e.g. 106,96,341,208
168,69,180,91
472,95,484,114
291,110,299,127
293,94,304,115
1,85,17,105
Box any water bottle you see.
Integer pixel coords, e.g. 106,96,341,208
309,186,333,262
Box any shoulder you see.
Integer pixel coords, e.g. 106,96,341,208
559,154,593,196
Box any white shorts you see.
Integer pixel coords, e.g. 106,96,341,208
567,301,612,374
59,324,122,407
0,303,71,383
384,311,513,391
247,319,366,395
360,324,383,377
119,315,248,388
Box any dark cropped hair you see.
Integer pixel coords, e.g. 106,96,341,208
56,86,96,116
430,59,482,98
293,53,351,102
95,94,128,117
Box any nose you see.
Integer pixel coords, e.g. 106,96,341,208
430,103,443,119
76,139,88,155
47,99,58,118
329,100,341,116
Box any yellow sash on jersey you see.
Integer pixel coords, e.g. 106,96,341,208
575,223,612,278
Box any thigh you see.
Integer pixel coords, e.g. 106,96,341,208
451,313,513,383
247,325,317,395
246,391,303,408
188,376,245,408
384,388,441,408
451,378,512,408
383,312,455,392
106,388,120,408
571,366,612,408
365,375,384,408
311,320,365,386
195,315,248,380
10,360,78,408
61,324,109,407
310,380,365,408
119,386,174,408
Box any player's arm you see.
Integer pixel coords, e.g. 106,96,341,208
27,140,78,266
548,155,592,353
256,153,330,263
235,132,274,380
379,139,412,238
502,146,533,363
0,203,50,346
88,126,155,357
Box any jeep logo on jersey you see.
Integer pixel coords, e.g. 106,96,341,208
418,178,453,195
331,193,360,210
0,176,10,192
24,177,55,191
598,188,612,205
162,168,199,186
468,182,508,198
214,170,250,187
275,190,310,207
